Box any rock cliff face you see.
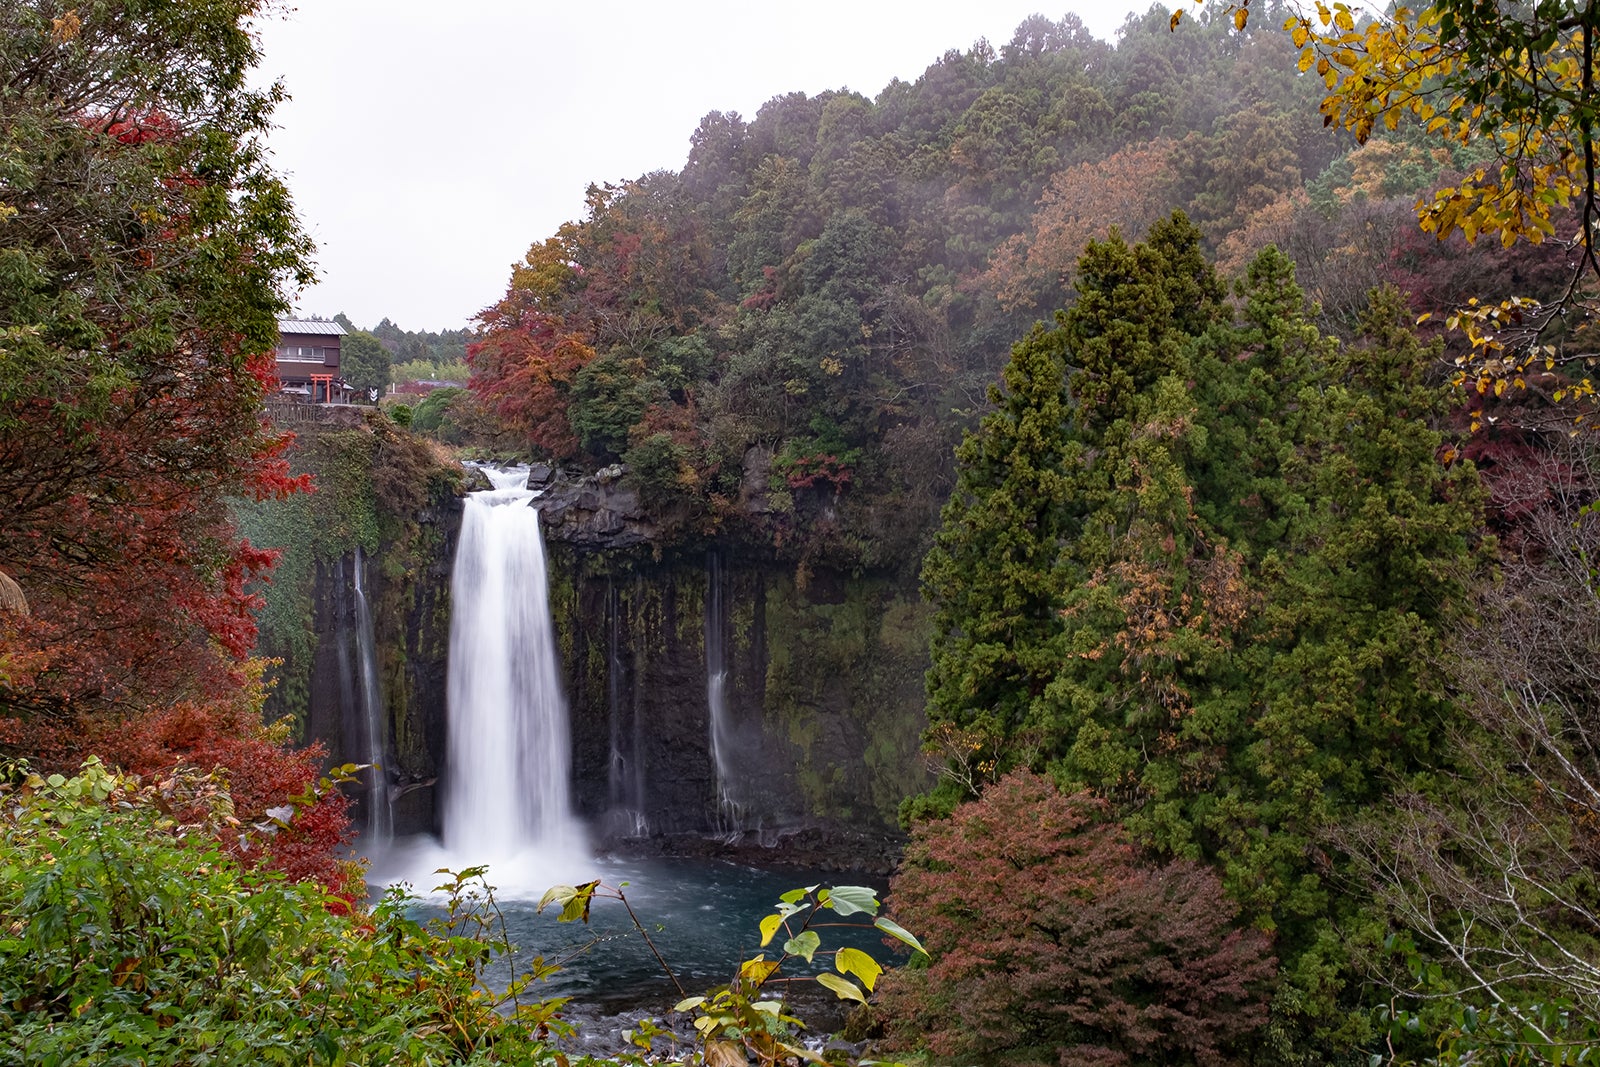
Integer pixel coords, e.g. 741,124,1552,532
527,466,932,867
263,452,931,866
547,545,931,865
269,493,459,838
533,465,661,551
238,419,464,839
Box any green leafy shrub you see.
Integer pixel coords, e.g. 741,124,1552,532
410,386,466,435
569,352,656,459
622,431,691,504
0,760,571,1066
1,759,924,1067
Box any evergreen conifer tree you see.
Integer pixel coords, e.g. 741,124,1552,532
916,230,1488,1049
916,213,1227,818
913,320,1075,819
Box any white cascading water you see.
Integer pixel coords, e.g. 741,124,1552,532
605,583,648,838
705,551,747,832
352,547,392,846
442,465,586,879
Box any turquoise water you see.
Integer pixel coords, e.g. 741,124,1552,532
373,848,892,1008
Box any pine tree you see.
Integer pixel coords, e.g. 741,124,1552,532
914,232,1488,1050
916,213,1227,818
1038,215,1238,827
1213,283,1486,949
913,320,1075,818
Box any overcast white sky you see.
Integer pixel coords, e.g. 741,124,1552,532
252,2,1147,332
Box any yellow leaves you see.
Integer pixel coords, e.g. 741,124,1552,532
1234,8,1248,32
704,1040,745,1067
819,356,844,377
739,957,781,985
834,946,883,992
52,9,80,43
1286,5,1580,260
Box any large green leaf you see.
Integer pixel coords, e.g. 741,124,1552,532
783,930,821,962
536,880,599,924
821,885,879,917
816,972,867,1004
873,916,926,956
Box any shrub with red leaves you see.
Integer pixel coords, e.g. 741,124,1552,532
876,771,1276,1067
0,4,349,898
0,674,355,901
112,696,356,899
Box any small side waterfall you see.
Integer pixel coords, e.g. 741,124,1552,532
352,547,392,845
705,552,747,832
605,582,648,838
443,466,585,874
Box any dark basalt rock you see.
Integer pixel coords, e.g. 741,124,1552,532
535,473,659,551
297,460,930,858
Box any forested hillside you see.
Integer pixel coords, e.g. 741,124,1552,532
453,2,1600,1062
8,1,1600,1065
458,3,1570,575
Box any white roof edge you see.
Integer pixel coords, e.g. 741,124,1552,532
277,319,348,336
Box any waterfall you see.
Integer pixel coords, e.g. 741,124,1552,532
605,582,647,838
705,551,746,832
442,465,586,874
352,547,392,845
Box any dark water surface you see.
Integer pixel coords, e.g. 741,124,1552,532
370,844,892,1011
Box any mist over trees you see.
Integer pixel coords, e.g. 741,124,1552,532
466,3,1569,572
6,1,1600,1064
463,2,1600,1062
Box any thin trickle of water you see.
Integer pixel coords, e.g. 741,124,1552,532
353,547,392,845
629,624,646,836
605,583,647,838
705,552,746,832
443,465,587,878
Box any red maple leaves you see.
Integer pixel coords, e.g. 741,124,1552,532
468,294,595,461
